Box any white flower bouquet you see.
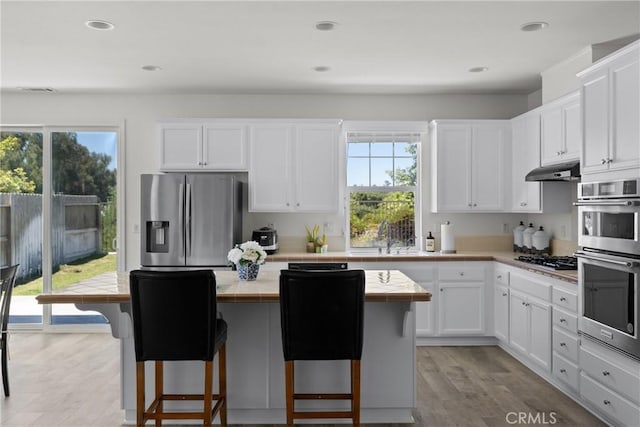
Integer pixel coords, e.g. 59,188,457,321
227,240,268,266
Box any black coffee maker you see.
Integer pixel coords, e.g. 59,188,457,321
252,226,278,254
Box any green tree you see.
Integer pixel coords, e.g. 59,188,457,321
0,136,37,193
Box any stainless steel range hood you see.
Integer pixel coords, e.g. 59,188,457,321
525,160,581,182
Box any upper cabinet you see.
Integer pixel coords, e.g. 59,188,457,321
511,111,542,212
540,91,581,166
159,121,247,171
431,120,510,213
579,40,639,179
248,120,340,213
510,110,571,214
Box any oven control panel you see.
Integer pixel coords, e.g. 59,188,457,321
579,178,639,199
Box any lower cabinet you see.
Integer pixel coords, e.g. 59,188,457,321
438,282,484,335
507,272,552,372
580,338,640,426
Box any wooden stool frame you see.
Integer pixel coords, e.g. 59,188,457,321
135,344,227,427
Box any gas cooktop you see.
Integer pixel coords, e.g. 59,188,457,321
515,255,578,270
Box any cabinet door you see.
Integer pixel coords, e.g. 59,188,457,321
528,298,551,371
294,124,339,212
435,125,472,211
562,97,581,161
471,125,506,211
415,284,435,337
511,114,541,212
581,69,610,174
540,107,563,165
509,291,529,355
610,54,640,172
438,283,484,335
248,124,293,212
159,123,202,170
202,124,247,170
494,284,509,342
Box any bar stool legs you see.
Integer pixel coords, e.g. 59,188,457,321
135,344,227,427
284,359,361,427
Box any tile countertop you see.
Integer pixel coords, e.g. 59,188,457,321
267,251,578,284
36,270,431,305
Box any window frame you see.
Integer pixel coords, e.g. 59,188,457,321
0,123,125,332
342,121,426,253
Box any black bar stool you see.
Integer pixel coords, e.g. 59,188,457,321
129,270,227,427
1,264,19,397
279,269,365,426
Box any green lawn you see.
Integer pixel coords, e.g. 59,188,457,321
14,253,116,296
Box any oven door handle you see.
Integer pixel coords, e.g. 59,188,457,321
573,200,640,207
575,250,639,268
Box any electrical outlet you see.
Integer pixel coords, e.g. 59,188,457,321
323,222,334,234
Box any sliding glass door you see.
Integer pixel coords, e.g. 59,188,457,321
1,127,120,328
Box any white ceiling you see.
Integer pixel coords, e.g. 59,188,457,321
1,1,639,95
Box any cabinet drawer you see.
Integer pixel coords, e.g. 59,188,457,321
510,274,551,302
552,286,577,313
494,267,509,287
553,308,578,334
439,266,485,282
580,372,640,427
553,353,579,391
552,327,578,362
580,346,640,404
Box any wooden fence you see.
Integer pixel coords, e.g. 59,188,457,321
0,193,102,283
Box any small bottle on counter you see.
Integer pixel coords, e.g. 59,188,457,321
425,232,435,252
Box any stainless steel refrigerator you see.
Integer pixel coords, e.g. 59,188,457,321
140,174,242,269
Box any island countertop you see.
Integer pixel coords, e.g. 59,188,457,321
36,269,431,305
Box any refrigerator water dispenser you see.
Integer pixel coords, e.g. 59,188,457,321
146,221,169,253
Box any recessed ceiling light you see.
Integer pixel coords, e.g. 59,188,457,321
85,20,115,31
520,21,549,32
315,21,338,31
469,66,489,73
141,65,162,71
313,66,331,72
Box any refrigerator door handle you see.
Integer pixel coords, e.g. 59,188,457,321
178,182,185,258
185,183,192,258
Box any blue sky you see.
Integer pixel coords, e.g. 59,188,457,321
76,132,117,170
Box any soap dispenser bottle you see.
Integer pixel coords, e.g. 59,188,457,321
425,232,435,252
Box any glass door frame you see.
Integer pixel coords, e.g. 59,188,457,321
1,123,126,331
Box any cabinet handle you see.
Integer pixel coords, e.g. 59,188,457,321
296,202,300,207
473,203,477,207
560,342,566,347
601,158,607,164
497,275,502,279
522,301,526,306
286,202,290,207
526,303,530,307
459,272,464,276
602,370,610,376
603,400,611,405
468,203,472,207
607,158,613,164
203,162,207,166
502,292,507,297
560,297,567,302
560,318,567,323
556,151,561,156
560,368,566,373
440,288,443,292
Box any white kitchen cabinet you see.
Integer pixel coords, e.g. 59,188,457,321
159,121,247,171
579,40,640,179
510,111,572,213
493,267,509,343
437,264,486,335
248,121,339,212
431,120,510,212
540,91,581,166
580,337,640,426
508,272,552,372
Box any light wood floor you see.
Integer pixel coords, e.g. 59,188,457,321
0,333,605,426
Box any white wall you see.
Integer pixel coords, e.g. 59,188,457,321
1,91,529,270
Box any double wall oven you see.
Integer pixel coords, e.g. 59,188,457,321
575,178,640,359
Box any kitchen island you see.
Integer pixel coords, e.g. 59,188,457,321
37,269,430,425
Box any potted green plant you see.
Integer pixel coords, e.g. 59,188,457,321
305,225,319,253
